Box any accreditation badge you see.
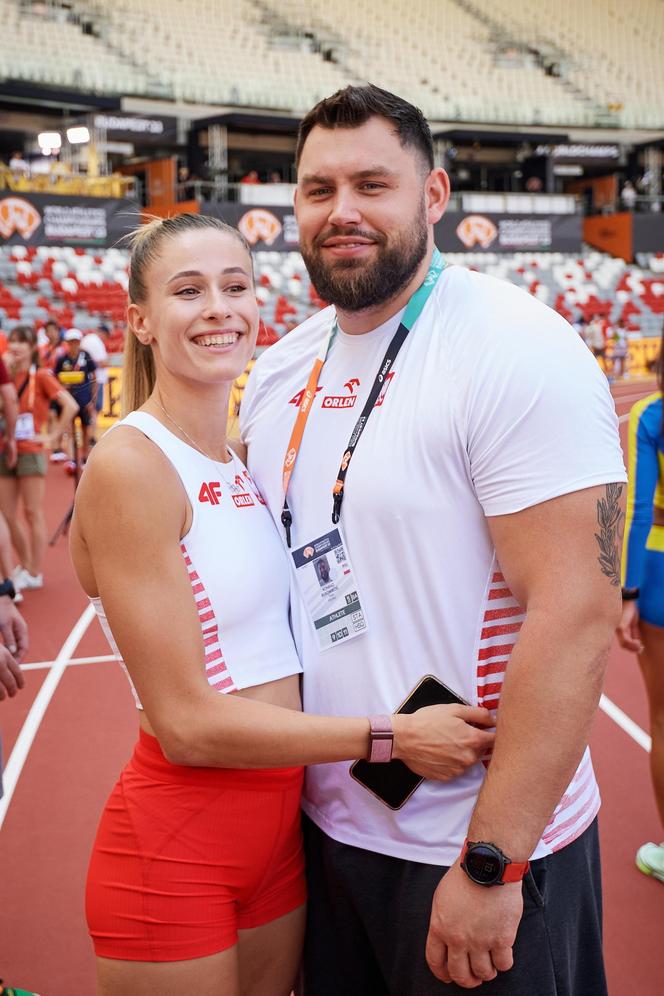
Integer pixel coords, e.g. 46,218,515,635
15,412,36,441
291,528,368,651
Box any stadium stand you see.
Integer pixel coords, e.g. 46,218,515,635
0,245,661,360
1,0,662,127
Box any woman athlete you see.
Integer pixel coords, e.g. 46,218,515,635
70,214,495,996
616,324,664,884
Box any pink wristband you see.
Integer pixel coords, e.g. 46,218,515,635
368,714,394,763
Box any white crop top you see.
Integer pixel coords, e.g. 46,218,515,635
91,410,302,709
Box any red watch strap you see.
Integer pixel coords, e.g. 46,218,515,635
368,714,394,763
501,859,530,883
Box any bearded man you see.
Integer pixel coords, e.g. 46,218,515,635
241,84,625,995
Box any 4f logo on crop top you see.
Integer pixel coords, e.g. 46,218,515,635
198,482,222,505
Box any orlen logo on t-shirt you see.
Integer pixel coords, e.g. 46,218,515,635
456,214,497,250
322,378,360,410
0,197,42,240
230,473,255,508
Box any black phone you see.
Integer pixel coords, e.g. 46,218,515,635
349,674,469,810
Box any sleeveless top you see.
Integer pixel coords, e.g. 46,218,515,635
91,410,302,709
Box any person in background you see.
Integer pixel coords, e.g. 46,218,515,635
38,320,64,372
241,170,261,185
586,315,607,372
81,325,110,443
610,319,629,381
621,180,638,212
2,326,78,592
616,325,664,884
54,329,97,470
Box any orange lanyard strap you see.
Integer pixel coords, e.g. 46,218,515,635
17,373,35,411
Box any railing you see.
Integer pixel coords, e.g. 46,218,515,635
0,165,138,200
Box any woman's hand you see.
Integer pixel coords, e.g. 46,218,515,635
615,599,643,653
392,704,495,780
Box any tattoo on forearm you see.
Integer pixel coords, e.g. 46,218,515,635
595,483,624,586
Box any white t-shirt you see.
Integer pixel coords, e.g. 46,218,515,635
81,333,108,384
241,265,626,866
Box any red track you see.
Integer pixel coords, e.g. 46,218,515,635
0,379,662,995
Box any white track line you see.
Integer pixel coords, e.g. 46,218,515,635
618,413,630,423
21,654,116,672
0,602,95,831
599,694,651,752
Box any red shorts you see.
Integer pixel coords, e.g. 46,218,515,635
86,730,306,962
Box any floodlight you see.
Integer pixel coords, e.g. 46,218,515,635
67,126,90,144
38,131,62,153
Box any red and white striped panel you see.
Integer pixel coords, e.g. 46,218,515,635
476,570,525,710
181,542,236,693
541,749,600,853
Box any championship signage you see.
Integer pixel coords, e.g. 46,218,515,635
92,113,178,144
202,203,582,254
435,211,582,253
534,143,620,161
201,203,300,251
0,193,140,247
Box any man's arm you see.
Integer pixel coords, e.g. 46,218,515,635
426,483,623,989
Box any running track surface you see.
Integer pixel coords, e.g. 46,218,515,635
0,379,662,996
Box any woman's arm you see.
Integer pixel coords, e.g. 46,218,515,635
44,389,79,446
75,434,494,773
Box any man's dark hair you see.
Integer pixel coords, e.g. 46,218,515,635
295,84,434,174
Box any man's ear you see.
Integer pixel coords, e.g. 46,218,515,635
425,167,451,225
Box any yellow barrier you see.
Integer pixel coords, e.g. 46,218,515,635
98,363,255,434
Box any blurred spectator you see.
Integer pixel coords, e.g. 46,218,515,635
38,320,64,371
621,180,637,211
610,320,629,380
241,169,261,184
54,329,97,466
3,326,77,592
586,316,607,370
268,170,283,183
8,151,28,176
81,325,110,441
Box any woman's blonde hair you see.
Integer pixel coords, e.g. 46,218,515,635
122,213,253,416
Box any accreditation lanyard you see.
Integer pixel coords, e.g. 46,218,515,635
280,249,446,547
17,372,35,411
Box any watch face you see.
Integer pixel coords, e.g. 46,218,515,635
465,844,504,885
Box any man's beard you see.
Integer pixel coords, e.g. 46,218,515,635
300,208,429,313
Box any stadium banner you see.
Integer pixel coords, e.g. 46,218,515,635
0,193,141,248
632,214,664,255
434,212,583,253
201,202,300,251
201,202,582,254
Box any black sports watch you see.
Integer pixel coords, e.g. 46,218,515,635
0,578,16,600
460,839,530,887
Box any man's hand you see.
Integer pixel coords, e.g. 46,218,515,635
0,644,25,700
4,438,17,469
0,597,28,662
615,600,643,654
425,862,523,988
